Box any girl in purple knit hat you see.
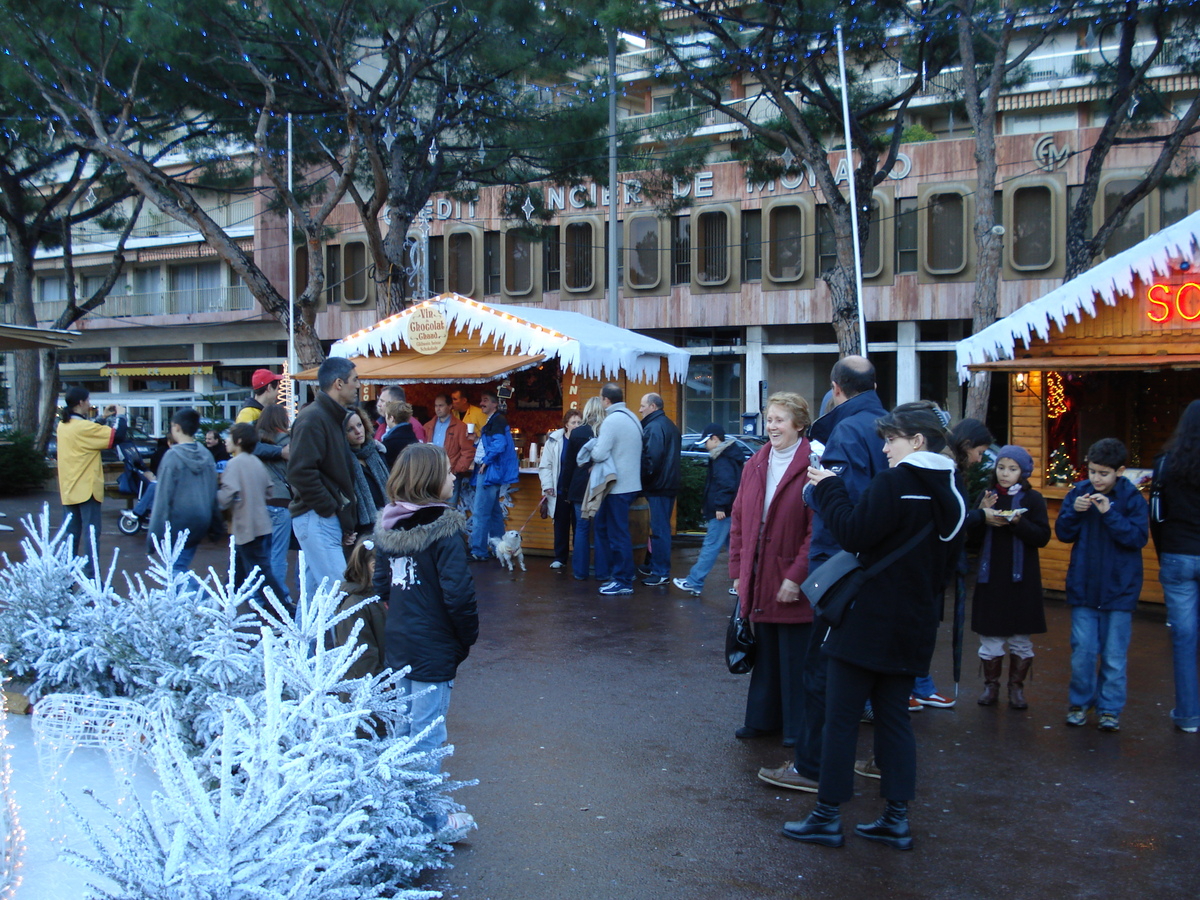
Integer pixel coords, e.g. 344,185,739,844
970,445,1052,709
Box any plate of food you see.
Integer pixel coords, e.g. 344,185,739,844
992,507,1027,519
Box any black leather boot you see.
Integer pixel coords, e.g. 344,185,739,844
854,800,913,850
783,800,844,847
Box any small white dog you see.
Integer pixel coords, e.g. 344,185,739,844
489,530,526,572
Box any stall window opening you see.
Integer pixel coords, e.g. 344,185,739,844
628,215,660,289
563,221,594,292
504,231,532,295
769,205,803,281
924,191,967,275
1012,185,1055,270
447,232,474,295
742,209,762,282
696,210,730,285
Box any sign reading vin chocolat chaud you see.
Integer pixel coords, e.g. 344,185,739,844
404,305,449,355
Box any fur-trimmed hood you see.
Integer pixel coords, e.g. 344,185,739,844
373,504,468,555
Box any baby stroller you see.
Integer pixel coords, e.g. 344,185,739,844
116,442,155,534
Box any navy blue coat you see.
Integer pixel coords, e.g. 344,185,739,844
806,390,889,563
1054,477,1149,611
701,439,747,520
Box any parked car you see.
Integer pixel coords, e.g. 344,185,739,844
680,433,767,461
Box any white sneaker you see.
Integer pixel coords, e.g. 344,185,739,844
442,811,477,843
672,577,701,596
549,560,564,569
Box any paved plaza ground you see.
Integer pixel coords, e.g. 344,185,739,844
3,491,1199,899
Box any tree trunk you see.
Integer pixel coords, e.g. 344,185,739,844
966,197,1003,423
34,349,60,451
824,264,860,357
8,246,41,434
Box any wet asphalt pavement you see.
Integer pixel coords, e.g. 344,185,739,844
3,493,1200,899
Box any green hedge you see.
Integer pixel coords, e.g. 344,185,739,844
677,458,707,532
0,430,51,495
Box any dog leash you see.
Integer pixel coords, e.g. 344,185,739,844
514,496,548,534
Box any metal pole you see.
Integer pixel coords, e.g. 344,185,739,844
286,114,297,416
607,29,619,326
836,24,867,358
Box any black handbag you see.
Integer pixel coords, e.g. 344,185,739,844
725,595,756,674
802,524,933,628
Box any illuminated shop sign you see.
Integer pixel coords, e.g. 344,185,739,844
1147,282,1200,323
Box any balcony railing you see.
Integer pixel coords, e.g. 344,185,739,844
68,197,257,247
2,284,255,324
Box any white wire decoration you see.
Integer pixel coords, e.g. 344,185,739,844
32,693,156,842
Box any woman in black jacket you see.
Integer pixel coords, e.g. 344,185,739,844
1151,399,1200,733
788,403,966,851
372,443,479,834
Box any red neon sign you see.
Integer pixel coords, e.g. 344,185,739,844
1147,282,1200,323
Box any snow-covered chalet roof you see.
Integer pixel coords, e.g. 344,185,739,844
956,209,1200,381
331,293,690,384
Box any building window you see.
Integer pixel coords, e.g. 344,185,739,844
1162,181,1191,229
429,236,445,295
1102,179,1146,258
38,275,67,304
325,245,341,304
504,231,532,295
403,236,423,297
628,216,660,288
447,232,474,295
862,199,882,278
542,227,560,291
769,205,803,281
169,261,222,313
343,241,369,304
816,205,837,276
1011,185,1054,270
672,216,691,285
604,221,624,286
895,197,918,273
563,221,594,292
696,210,729,285
684,356,742,435
484,232,501,295
742,209,762,282
925,191,967,274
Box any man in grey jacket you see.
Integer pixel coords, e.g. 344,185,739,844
589,383,643,596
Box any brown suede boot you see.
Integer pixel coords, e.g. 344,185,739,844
1008,654,1033,709
978,657,1003,706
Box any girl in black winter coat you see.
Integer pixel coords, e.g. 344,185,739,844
372,443,478,836
969,444,1051,708
788,403,966,852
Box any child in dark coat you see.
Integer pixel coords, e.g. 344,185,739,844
970,445,1051,708
1054,438,1149,732
672,424,748,596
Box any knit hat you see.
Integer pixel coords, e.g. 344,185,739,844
700,422,726,441
996,444,1034,480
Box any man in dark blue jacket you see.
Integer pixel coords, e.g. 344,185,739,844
760,356,888,793
639,392,682,586
469,391,520,559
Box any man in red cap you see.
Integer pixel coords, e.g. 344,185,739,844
237,369,283,424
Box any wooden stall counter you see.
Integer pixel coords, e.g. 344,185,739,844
506,468,555,555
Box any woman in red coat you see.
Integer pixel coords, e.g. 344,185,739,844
729,391,815,752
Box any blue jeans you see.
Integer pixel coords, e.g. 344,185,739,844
401,677,453,773
1160,553,1200,728
646,495,675,578
470,482,505,557
291,509,347,602
913,674,937,699
235,533,288,610
683,515,731,590
267,505,292,605
1069,606,1133,715
572,502,609,580
173,544,198,577
595,491,636,588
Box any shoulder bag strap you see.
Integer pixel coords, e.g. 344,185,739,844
861,522,935,579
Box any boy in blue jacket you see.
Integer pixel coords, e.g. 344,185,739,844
1054,438,1149,732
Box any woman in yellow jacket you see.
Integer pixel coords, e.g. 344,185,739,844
56,387,127,578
